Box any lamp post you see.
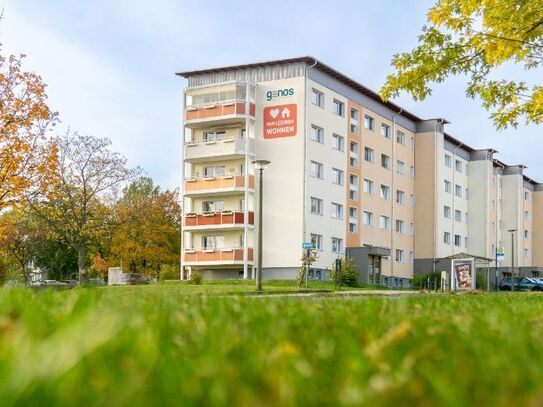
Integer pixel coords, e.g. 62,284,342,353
508,229,517,292
252,159,271,291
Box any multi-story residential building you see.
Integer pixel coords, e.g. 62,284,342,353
177,57,543,285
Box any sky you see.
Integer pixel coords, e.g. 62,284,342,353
1,0,541,189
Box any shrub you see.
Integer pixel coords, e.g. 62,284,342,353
328,257,359,288
189,271,202,285
159,264,180,281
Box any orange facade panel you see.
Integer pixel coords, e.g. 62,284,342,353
184,175,254,192
183,248,253,263
184,211,254,226
185,102,255,121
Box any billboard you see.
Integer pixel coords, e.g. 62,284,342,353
452,258,475,290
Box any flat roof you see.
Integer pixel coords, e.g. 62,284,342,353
176,56,423,123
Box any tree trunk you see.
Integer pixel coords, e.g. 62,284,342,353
78,244,88,284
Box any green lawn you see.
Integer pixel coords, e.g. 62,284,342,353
1,285,542,406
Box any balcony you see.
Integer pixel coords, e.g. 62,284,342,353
183,247,254,266
183,211,254,230
184,174,254,196
185,137,255,163
185,83,256,128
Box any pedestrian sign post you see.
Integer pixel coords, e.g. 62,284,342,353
495,247,505,291
496,246,505,262
302,242,314,250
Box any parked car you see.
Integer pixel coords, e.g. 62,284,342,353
121,273,152,285
89,278,106,286
499,277,543,291
62,280,80,288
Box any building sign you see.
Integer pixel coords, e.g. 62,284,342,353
263,104,297,139
452,258,475,290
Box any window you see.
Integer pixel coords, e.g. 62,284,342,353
455,160,462,173
333,99,345,116
411,137,416,150
363,179,375,194
454,234,461,247
395,219,405,234
332,133,344,151
380,184,390,199
203,165,226,177
396,160,406,175
364,115,375,131
310,161,323,179
203,131,226,142
396,190,406,205
381,123,391,139
444,232,451,244
444,206,451,218
525,191,529,200
310,234,323,250
331,238,344,253
455,210,462,222
464,237,469,249
444,180,451,193
202,235,225,249
409,193,415,207
350,108,359,133
202,201,224,212
349,207,358,233
455,184,462,198
310,197,323,215
311,88,324,107
465,212,469,224
525,229,529,239
311,125,324,144
465,188,469,200
410,166,415,178
410,223,415,236
445,154,452,167
525,248,530,257
332,168,344,185
525,211,529,220
396,130,406,145
364,147,374,163
381,154,391,170
331,203,344,219
240,129,246,139
362,211,374,226
409,251,414,264
349,174,359,201
349,141,359,167
395,249,404,263
380,215,390,230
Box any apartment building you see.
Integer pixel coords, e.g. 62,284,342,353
177,56,543,284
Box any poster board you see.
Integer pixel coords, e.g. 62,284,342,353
451,258,476,290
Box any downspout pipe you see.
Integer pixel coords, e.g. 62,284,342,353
432,118,445,277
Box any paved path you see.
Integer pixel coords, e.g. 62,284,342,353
247,290,420,299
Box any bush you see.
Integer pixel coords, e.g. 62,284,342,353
159,264,180,281
189,271,202,285
328,257,359,288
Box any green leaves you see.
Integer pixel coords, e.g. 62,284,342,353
380,0,543,129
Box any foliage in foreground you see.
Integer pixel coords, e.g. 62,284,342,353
381,0,543,129
1,287,543,406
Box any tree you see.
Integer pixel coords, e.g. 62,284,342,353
109,177,180,277
0,209,41,284
0,46,59,209
30,132,139,284
380,0,543,129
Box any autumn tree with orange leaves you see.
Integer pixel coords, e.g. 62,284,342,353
0,47,59,209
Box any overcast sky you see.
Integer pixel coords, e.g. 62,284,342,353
2,0,541,189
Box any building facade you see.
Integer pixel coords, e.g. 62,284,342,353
177,57,543,285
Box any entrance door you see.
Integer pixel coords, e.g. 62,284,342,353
368,255,382,285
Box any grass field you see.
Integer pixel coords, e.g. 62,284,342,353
1,284,542,406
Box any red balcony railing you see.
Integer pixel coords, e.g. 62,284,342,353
184,211,254,227
183,247,254,263
185,102,256,122
184,175,254,193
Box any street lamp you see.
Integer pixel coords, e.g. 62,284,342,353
252,159,271,291
508,229,517,292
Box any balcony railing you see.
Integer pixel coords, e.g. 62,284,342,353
184,174,254,195
184,137,255,162
183,247,254,264
185,100,256,126
184,211,254,228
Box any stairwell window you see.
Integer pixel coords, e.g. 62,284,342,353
349,207,358,233
349,174,359,201
350,141,359,168
396,160,406,175
350,108,360,134
396,190,406,205
395,219,405,234
395,249,404,263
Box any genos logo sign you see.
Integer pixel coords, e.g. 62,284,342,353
266,88,295,101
